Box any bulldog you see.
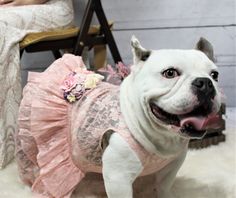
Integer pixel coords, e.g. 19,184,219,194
16,36,221,198
103,36,221,198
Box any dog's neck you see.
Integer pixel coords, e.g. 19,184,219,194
120,75,188,158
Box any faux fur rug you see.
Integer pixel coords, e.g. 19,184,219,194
0,109,235,198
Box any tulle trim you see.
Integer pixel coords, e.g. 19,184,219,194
18,54,86,197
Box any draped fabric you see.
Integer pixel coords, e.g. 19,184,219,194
0,0,74,168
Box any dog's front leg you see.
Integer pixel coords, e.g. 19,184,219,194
158,150,187,198
102,133,143,198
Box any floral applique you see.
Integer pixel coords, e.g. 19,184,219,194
98,62,130,85
61,71,104,103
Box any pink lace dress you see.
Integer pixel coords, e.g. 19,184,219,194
16,54,184,197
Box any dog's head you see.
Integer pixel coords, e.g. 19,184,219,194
127,36,222,139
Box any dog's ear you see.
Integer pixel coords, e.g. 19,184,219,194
131,35,151,64
195,37,215,62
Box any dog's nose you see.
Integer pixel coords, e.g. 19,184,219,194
192,77,216,99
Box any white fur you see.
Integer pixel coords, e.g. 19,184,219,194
102,133,187,198
156,151,187,198
102,133,143,198
142,50,221,114
120,46,221,157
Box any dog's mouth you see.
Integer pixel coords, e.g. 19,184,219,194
150,103,220,138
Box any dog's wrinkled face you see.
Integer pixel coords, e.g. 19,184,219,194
130,37,221,139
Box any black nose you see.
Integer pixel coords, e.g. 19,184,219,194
192,77,216,100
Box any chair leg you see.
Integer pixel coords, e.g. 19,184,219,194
20,49,24,59
74,0,122,65
52,50,62,59
93,44,107,70
94,0,122,64
73,0,94,56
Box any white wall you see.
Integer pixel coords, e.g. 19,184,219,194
21,0,236,106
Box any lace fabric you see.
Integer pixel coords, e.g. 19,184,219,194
0,0,74,169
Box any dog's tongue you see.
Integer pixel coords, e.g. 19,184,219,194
180,114,221,130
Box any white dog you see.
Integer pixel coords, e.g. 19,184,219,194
16,36,221,198
102,36,221,198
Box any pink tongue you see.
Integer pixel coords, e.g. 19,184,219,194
180,114,221,131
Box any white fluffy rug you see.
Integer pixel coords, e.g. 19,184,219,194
0,109,235,198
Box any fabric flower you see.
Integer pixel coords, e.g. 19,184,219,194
97,64,121,85
116,62,130,79
84,74,104,89
106,64,117,76
66,94,76,103
61,70,104,103
60,72,77,92
73,74,86,84
97,62,130,85
71,84,85,99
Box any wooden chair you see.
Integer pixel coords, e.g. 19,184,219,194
20,0,122,69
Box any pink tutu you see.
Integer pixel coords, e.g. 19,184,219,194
16,54,86,198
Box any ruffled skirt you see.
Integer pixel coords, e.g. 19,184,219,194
16,54,86,198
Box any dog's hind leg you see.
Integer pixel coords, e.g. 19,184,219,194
102,133,143,198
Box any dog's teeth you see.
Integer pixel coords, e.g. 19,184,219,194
184,123,196,131
185,124,190,128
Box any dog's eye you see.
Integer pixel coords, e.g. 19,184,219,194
162,68,180,79
210,71,219,82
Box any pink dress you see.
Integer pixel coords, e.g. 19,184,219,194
16,54,186,198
